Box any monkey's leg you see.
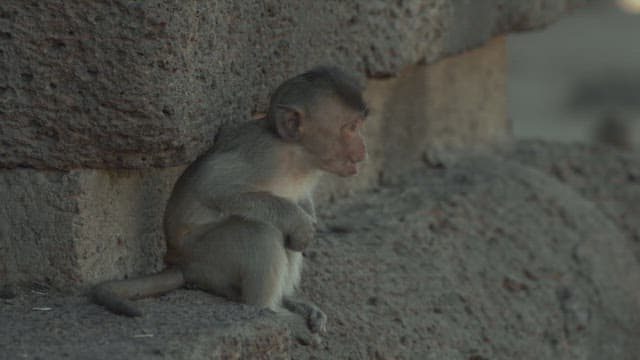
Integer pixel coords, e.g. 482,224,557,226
239,223,288,309
183,218,319,344
281,250,327,334
181,217,289,308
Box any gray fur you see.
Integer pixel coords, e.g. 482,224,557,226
91,67,367,344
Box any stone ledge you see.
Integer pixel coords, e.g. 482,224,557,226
2,141,638,359
0,167,183,289
0,289,289,360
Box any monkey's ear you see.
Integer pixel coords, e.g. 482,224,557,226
274,105,304,142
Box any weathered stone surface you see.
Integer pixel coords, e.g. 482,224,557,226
0,0,583,170
1,141,638,359
504,141,640,263
317,37,508,201
1,38,508,287
294,142,640,359
0,289,289,359
0,167,182,289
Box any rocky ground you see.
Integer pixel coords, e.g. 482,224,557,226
2,140,639,359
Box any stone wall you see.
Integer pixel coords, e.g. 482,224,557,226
0,0,584,288
1,0,583,170
0,168,181,289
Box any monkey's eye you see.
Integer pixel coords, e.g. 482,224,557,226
344,120,360,133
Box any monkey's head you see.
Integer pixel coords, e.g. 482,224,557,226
266,67,368,177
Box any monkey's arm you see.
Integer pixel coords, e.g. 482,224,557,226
205,191,306,228
203,191,314,251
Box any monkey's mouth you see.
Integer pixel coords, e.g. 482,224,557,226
325,160,359,177
342,161,358,176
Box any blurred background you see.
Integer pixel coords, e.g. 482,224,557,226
508,0,640,149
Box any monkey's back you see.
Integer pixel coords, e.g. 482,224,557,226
163,121,279,257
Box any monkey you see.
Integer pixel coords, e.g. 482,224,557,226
91,66,368,342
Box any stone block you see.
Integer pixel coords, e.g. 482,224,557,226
0,0,584,170
0,167,183,289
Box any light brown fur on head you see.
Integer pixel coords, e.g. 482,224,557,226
266,67,368,177
300,96,367,177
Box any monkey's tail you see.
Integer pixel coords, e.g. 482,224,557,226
91,267,185,317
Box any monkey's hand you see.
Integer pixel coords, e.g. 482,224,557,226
284,212,315,252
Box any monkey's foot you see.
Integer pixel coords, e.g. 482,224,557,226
295,331,322,347
281,309,322,347
307,308,327,334
282,297,327,334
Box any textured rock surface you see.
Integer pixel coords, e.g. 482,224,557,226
320,38,508,201
505,141,640,265
0,289,289,359
0,167,183,289
292,142,640,359
1,41,508,287
1,141,638,359
0,0,583,169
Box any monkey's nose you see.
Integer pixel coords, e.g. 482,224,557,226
350,150,367,163
348,141,367,163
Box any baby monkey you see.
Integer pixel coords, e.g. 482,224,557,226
92,66,368,342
